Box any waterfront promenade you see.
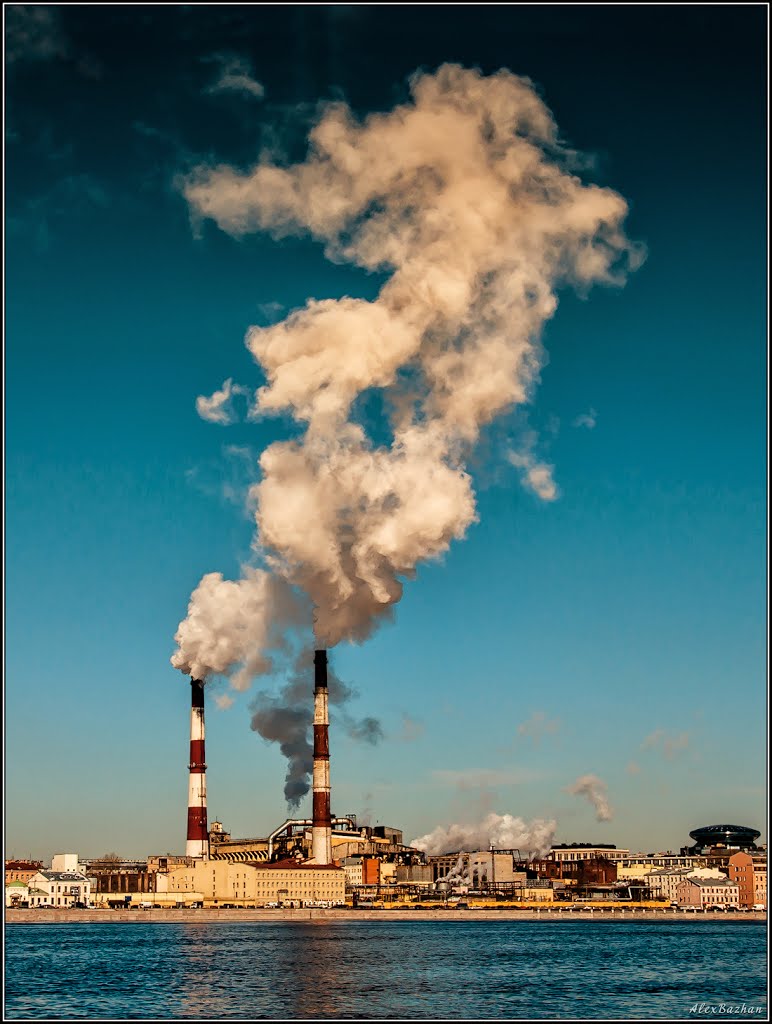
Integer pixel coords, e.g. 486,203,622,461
7,907,765,924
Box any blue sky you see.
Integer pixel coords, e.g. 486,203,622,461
5,6,766,862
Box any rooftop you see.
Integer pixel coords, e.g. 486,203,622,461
39,871,88,881
689,824,761,840
249,860,343,872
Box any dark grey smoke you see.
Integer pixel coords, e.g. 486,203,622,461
249,647,382,806
341,715,384,744
249,698,312,807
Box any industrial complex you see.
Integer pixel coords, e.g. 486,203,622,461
5,656,767,912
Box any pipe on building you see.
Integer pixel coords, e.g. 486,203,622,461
311,649,332,864
266,817,357,859
186,678,209,859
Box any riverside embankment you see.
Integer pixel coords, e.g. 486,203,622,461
6,908,766,924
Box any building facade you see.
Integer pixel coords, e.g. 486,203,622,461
727,852,767,909
26,871,91,907
5,882,30,907
158,859,345,907
549,845,629,863
675,877,739,909
5,860,44,885
617,855,703,881
646,868,726,903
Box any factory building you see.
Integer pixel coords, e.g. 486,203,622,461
548,844,629,863
428,851,527,888
395,863,433,886
158,859,344,907
209,816,424,867
340,855,402,889
527,857,618,886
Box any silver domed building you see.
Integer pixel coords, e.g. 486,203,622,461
687,824,761,854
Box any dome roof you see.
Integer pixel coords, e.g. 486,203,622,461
689,824,761,845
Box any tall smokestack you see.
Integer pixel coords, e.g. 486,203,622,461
186,678,209,859
311,649,332,864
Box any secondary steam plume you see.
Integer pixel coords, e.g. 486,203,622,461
411,813,556,858
173,62,641,687
566,774,613,822
171,568,303,691
249,648,382,806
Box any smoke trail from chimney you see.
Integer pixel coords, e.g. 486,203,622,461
565,774,613,822
249,647,382,806
172,62,642,691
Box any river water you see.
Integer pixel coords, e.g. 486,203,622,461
4,920,767,1019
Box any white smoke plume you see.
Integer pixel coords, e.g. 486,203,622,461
171,62,642,668
437,853,470,884
170,568,305,691
566,773,613,822
411,813,556,858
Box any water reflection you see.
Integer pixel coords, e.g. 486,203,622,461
270,922,343,1018
4,921,768,1020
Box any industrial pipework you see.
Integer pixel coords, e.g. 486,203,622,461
186,678,209,859
311,649,332,864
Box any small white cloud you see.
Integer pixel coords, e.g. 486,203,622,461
204,53,264,99
196,378,250,425
572,407,597,429
526,464,558,501
215,693,234,710
508,449,558,502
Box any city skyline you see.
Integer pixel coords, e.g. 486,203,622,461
5,6,766,864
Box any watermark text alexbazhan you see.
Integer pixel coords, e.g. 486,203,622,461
689,1005,765,1016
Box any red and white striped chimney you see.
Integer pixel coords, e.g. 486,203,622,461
311,649,332,865
186,678,209,859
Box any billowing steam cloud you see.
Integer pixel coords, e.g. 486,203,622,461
411,813,556,858
172,61,642,681
171,568,303,691
250,647,383,806
566,773,613,822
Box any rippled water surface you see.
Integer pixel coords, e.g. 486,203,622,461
5,921,767,1019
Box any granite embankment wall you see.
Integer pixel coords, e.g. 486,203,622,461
6,908,766,924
